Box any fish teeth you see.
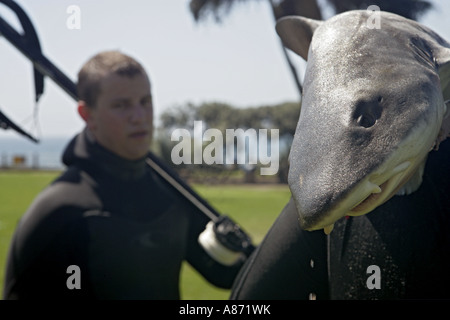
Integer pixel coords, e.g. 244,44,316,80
324,224,335,235
371,183,382,194
392,161,411,174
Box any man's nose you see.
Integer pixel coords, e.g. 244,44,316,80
129,104,147,123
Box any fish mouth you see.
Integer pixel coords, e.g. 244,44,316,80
348,180,387,214
321,159,422,235
348,173,402,216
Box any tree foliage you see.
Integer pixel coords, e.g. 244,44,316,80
159,101,300,136
326,0,432,20
155,101,300,183
189,0,433,22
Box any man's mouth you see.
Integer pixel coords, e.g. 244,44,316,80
129,130,149,139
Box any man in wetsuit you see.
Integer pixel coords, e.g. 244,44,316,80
3,51,250,299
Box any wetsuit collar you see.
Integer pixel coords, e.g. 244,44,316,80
62,128,148,181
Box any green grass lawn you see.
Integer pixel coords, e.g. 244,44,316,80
0,170,291,300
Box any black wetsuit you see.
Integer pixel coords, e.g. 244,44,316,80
3,129,242,299
231,139,450,300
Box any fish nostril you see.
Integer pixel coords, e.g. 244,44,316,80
353,98,383,128
357,113,377,128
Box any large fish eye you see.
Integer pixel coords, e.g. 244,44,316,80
353,97,383,128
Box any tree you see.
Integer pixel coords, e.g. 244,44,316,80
157,101,299,183
189,0,322,23
159,101,299,136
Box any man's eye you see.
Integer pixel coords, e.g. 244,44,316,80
113,101,128,109
141,97,152,107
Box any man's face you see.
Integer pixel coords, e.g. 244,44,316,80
82,72,153,160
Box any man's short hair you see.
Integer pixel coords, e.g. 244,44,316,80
77,50,147,107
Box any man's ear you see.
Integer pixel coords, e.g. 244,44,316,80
77,101,98,132
77,101,91,123
275,15,322,61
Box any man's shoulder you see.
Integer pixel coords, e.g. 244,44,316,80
43,166,99,206
19,166,101,230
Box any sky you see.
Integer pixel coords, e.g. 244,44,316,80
1,0,450,140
